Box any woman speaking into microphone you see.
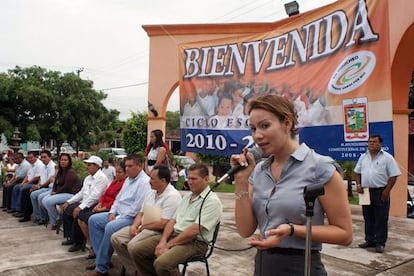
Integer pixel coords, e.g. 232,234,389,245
231,94,352,276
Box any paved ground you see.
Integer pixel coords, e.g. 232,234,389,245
1,191,414,276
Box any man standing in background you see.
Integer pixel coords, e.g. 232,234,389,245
354,134,401,253
102,158,116,182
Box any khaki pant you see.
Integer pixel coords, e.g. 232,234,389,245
128,233,208,276
111,226,160,274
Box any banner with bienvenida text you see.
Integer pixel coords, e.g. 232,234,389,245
178,0,392,161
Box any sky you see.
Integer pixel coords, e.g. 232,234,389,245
0,0,336,121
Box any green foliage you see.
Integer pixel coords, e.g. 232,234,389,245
1,167,5,186
175,177,184,190
166,111,180,130
123,112,148,154
0,117,14,139
337,161,357,180
349,196,358,205
26,124,41,141
197,154,230,165
337,161,357,197
0,66,121,151
72,159,88,179
94,151,110,161
209,182,235,193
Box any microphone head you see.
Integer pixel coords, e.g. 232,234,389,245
248,146,263,163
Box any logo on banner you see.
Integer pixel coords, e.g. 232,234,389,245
343,97,369,142
328,50,376,95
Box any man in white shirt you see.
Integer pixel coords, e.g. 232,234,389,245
19,150,56,223
111,164,182,274
61,155,110,252
102,159,116,182
355,134,401,253
11,151,44,216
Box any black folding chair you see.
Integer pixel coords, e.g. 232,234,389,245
180,222,220,276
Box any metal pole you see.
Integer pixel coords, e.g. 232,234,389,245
305,216,312,276
303,184,325,276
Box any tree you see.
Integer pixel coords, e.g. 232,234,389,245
123,112,148,154
0,66,121,151
166,111,180,130
337,161,357,198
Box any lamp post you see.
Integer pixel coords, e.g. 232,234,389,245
148,101,158,117
284,1,300,17
76,67,84,77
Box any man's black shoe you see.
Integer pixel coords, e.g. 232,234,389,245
358,242,375,248
18,217,30,222
376,245,385,253
7,209,15,213
13,212,24,217
68,244,85,252
61,240,74,246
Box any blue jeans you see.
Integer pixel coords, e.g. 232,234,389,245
362,187,390,246
12,184,33,212
42,193,73,224
30,188,51,221
88,212,133,273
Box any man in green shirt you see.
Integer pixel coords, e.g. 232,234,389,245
129,163,222,276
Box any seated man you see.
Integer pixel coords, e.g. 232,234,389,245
78,163,126,259
20,150,56,223
87,154,151,276
61,156,110,252
11,151,43,217
2,153,30,212
129,163,222,276
111,164,182,273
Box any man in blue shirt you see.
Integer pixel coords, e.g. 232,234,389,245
87,154,150,276
3,152,31,212
354,134,401,253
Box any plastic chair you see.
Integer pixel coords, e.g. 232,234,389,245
180,222,220,276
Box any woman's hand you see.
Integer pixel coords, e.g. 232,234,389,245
230,148,256,178
248,224,291,250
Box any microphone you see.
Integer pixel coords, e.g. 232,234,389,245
213,147,263,188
